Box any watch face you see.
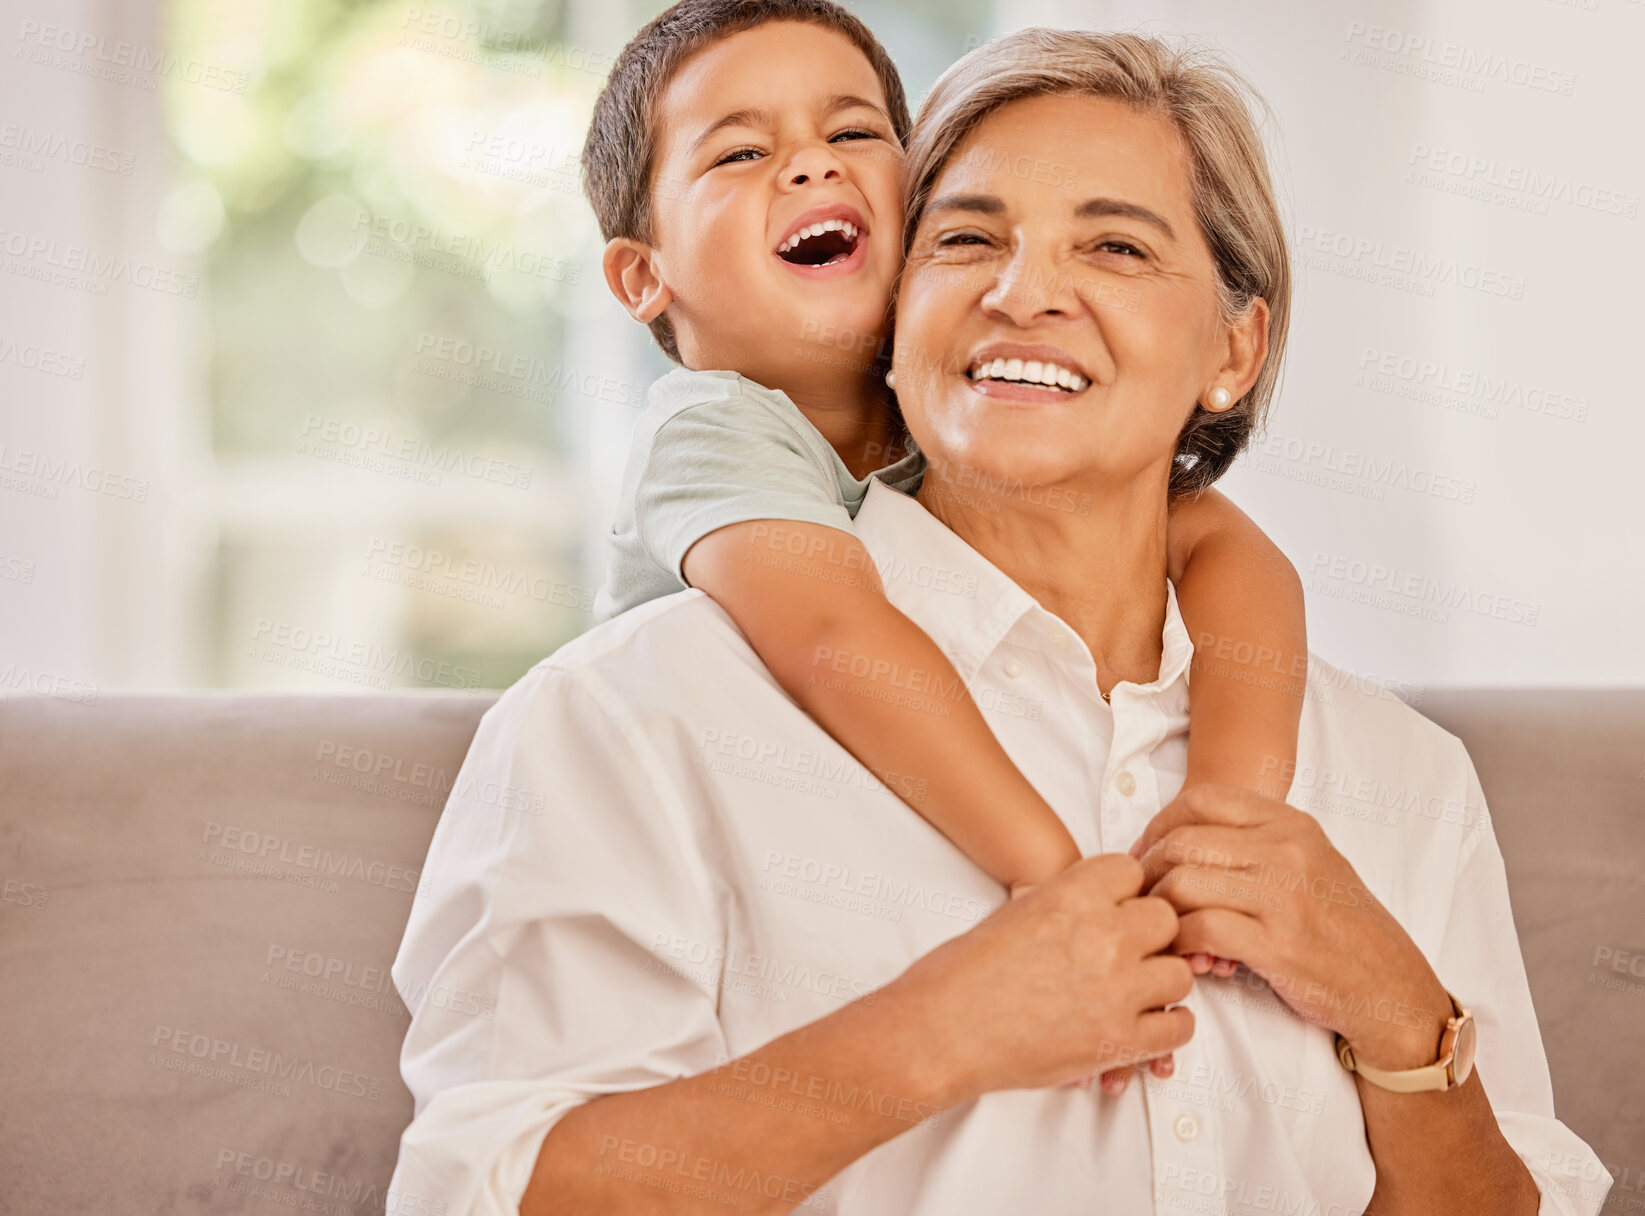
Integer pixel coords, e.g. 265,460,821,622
1451,1016,1478,1086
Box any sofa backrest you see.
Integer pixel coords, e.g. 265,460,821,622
1419,688,1645,1205
1,688,1640,1213
0,692,492,1214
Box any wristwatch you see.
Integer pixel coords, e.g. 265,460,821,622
1335,991,1476,1093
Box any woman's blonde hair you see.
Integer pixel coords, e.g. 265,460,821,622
901,28,1290,497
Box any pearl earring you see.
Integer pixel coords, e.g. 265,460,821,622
885,370,897,390
1207,386,1232,410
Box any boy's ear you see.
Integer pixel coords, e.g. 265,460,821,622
601,237,673,324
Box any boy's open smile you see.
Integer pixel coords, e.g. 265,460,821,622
774,202,869,278
608,21,904,383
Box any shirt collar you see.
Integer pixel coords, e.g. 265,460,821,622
853,480,1195,694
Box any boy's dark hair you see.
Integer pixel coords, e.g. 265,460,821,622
581,0,911,363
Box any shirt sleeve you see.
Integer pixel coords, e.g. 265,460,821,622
635,393,858,583
387,664,730,1216
1433,746,1612,1216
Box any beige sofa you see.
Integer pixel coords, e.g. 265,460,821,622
0,689,1640,1214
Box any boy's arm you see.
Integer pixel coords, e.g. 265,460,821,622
683,519,1079,889
1165,488,1307,798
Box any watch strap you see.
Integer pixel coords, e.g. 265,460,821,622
1335,990,1470,1093
1335,1034,1451,1093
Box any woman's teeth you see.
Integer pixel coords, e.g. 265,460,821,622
777,218,860,257
967,358,1088,392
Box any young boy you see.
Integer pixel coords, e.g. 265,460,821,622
581,0,1305,985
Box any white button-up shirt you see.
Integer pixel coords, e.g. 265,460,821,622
389,480,1607,1216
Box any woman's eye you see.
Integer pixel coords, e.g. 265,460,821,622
1097,240,1145,258
713,147,764,167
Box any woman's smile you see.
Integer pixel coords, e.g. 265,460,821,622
895,91,1247,499
963,341,1093,401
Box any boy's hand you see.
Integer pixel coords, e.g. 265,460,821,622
1091,1053,1175,1093
1136,797,1240,987
1186,952,1241,978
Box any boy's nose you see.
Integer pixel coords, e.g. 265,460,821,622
787,164,842,186
783,143,845,188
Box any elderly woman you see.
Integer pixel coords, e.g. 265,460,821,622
390,29,1604,1216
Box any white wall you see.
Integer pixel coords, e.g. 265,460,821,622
981,0,1644,688
0,0,209,700
2,0,1640,692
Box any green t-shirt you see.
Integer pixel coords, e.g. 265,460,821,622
594,368,926,622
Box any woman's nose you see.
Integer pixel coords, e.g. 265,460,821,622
982,245,1082,327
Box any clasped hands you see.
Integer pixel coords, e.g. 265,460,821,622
1071,783,1451,1094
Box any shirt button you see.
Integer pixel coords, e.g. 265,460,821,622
1003,661,1023,678
1050,632,1070,650
1172,1114,1199,1142
1115,771,1137,797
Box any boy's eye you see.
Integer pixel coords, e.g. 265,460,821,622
829,127,880,143
713,146,765,167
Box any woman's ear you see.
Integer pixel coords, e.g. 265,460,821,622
601,238,673,324
1217,296,1271,402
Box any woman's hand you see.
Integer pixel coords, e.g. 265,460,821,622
1127,784,1453,1072
911,853,1196,1099
1010,876,1189,1094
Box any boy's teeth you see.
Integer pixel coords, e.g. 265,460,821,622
967,356,1089,392
777,217,860,255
